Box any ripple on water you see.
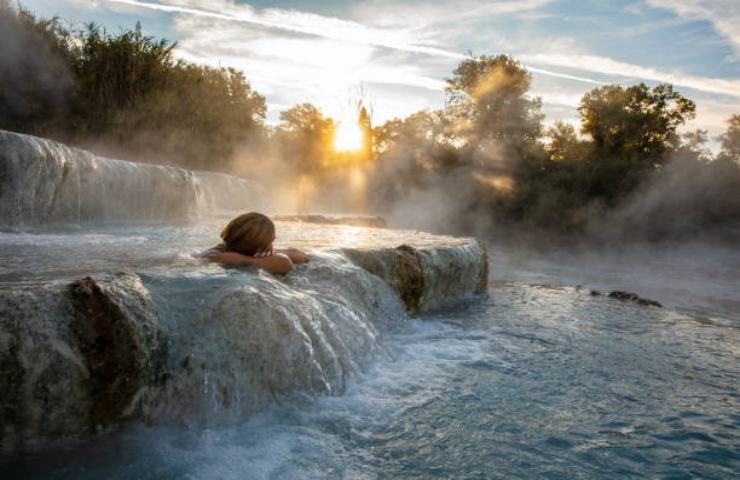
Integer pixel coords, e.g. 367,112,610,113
1,282,738,479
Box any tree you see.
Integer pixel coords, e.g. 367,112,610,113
579,83,695,162
718,114,740,162
358,104,373,160
545,121,587,163
443,54,548,226
275,103,335,174
0,1,75,134
446,54,544,147
576,83,695,202
0,8,266,171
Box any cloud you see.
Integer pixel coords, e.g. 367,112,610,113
536,92,583,108
644,0,740,58
351,0,553,30
108,0,464,58
106,0,609,87
96,0,739,130
521,53,740,98
169,13,445,122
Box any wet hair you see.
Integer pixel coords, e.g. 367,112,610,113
220,212,275,256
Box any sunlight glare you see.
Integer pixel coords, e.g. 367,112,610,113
334,121,364,151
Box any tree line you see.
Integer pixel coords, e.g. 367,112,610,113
368,55,740,240
0,1,266,170
2,2,739,241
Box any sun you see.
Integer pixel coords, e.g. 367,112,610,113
334,121,364,151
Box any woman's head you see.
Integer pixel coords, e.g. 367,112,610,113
220,212,275,256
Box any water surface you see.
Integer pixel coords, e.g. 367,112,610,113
3,248,738,479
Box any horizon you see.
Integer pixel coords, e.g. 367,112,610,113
20,0,740,151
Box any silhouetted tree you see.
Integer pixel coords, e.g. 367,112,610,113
274,103,335,175
576,83,695,202
0,1,74,134
446,54,544,148
0,4,266,171
718,114,740,162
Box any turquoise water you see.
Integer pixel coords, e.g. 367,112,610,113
3,260,738,479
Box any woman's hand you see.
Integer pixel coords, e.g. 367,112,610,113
207,250,294,275
253,247,274,258
206,251,251,266
278,248,309,264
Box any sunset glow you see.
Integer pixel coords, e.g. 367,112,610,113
334,121,364,151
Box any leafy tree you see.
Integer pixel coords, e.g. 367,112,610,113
446,54,544,147
546,122,583,162
274,103,335,174
577,83,695,201
579,83,695,160
1,4,266,171
718,114,740,162
0,1,75,134
68,24,266,169
368,110,464,210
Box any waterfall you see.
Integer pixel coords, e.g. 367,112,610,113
0,130,263,225
0,131,489,454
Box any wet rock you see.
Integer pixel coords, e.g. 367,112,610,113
0,240,489,453
344,240,488,313
342,245,424,312
67,274,165,427
0,285,91,453
607,290,663,308
477,241,490,294
0,273,165,453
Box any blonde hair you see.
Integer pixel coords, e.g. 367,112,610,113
220,212,275,256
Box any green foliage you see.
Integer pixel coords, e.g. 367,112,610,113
0,4,265,170
718,114,740,162
0,0,75,132
579,83,695,158
372,55,734,238
576,83,695,202
2,2,737,240
369,110,461,210
274,103,335,174
446,54,544,146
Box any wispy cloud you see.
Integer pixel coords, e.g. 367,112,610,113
107,0,610,86
522,53,740,98
352,0,553,29
92,0,739,128
644,0,740,58
108,0,464,58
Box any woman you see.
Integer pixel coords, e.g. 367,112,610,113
204,212,308,275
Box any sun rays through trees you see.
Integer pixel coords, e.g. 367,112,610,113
2,2,739,241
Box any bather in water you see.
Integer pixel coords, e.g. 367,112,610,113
204,212,309,275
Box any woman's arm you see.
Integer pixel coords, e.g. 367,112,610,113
276,248,309,264
207,251,294,275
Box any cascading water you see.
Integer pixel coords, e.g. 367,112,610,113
0,131,488,455
1,131,737,479
0,130,263,225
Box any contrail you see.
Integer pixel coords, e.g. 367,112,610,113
106,0,605,87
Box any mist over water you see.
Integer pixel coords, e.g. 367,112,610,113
1,5,739,477
0,131,264,226
0,133,738,479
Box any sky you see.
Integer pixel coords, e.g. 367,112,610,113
21,0,740,147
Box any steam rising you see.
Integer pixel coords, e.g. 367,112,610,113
1,4,738,245
0,3,73,132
